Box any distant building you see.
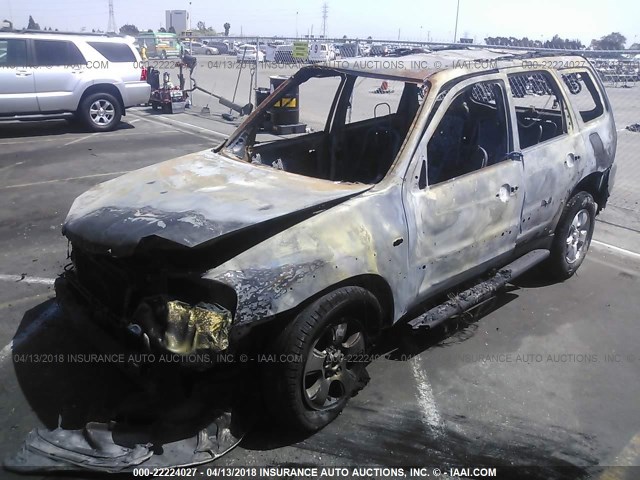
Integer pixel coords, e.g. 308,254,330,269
165,10,189,35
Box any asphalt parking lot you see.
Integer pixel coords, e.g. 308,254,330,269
1,73,640,479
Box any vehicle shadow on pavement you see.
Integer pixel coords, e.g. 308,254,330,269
0,121,134,139
6,299,257,474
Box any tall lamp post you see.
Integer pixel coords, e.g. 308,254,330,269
188,1,193,103
453,0,460,43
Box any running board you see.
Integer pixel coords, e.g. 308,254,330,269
408,249,550,331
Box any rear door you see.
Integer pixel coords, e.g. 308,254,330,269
0,37,38,114
506,70,586,243
404,74,524,298
32,39,87,112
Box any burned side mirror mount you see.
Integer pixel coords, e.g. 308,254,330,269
507,151,524,162
418,159,428,190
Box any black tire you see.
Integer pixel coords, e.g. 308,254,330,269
546,191,596,280
79,92,121,132
262,286,382,432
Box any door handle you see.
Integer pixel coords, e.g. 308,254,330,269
565,153,580,167
496,184,519,202
15,71,32,77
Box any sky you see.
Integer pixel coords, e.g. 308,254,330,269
1,0,639,46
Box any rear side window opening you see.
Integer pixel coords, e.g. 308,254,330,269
224,69,422,184
88,42,137,63
507,71,570,149
560,70,604,123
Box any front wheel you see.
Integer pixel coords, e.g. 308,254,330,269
262,287,381,432
546,191,596,280
79,93,121,132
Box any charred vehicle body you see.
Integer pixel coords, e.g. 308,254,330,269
57,49,616,432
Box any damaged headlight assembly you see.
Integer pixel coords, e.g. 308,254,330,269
134,299,233,356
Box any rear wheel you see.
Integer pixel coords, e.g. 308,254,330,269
263,287,381,432
546,191,596,280
79,93,121,132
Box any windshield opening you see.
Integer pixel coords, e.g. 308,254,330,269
223,68,424,184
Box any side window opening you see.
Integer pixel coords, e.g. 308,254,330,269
88,42,137,62
560,70,604,123
223,71,421,184
34,40,86,66
0,39,27,67
507,71,569,149
427,80,510,186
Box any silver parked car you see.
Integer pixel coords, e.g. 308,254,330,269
57,49,615,433
0,31,150,131
185,41,219,55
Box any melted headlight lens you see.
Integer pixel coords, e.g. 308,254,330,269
164,300,232,354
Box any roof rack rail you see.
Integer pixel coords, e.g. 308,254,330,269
6,29,123,37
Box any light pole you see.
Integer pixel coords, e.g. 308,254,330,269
188,1,193,104
453,0,460,43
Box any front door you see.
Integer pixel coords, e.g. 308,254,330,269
0,38,38,114
404,75,524,300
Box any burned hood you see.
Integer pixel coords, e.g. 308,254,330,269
63,149,370,256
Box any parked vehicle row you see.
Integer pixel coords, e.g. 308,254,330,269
0,31,150,131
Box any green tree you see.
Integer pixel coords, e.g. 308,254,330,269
223,22,230,36
119,24,139,35
591,32,626,50
168,26,176,34
27,15,40,30
159,27,167,33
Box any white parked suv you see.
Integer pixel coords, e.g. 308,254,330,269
0,31,150,131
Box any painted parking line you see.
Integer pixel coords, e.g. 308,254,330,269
591,240,640,260
63,133,97,146
156,115,229,138
0,341,13,364
0,137,64,146
0,161,24,173
0,300,58,365
410,357,442,430
0,171,130,190
129,112,228,141
0,274,55,285
599,432,640,477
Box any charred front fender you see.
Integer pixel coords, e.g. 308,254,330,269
205,187,413,332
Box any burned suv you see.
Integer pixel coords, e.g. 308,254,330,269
58,49,616,432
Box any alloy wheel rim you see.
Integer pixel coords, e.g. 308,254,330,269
565,208,590,264
89,99,115,126
303,319,365,410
